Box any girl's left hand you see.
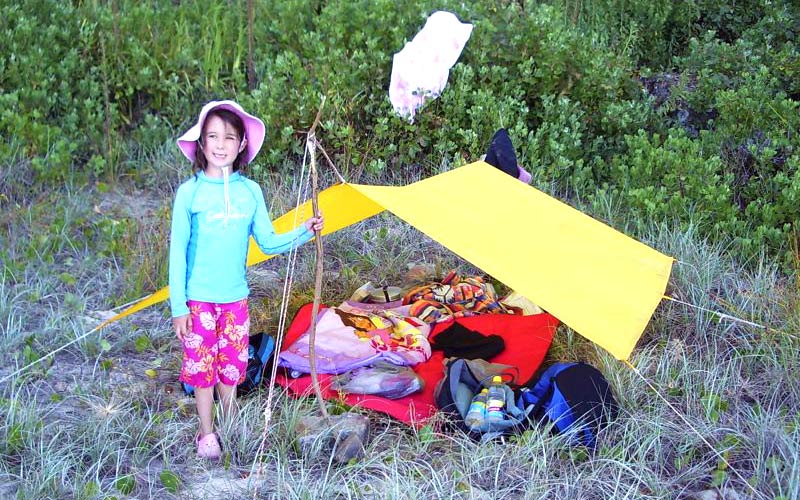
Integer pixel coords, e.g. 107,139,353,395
305,214,324,233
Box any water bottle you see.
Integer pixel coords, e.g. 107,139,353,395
464,389,489,429
485,376,506,423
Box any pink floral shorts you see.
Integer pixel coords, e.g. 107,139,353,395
180,299,250,388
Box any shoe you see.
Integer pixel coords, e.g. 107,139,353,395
196,432,221,460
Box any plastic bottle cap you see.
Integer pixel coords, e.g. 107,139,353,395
492,376,502,383
481,389,488,393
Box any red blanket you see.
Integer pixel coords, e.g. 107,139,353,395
275,303,558,425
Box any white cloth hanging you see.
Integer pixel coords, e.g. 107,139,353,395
389,11,473,121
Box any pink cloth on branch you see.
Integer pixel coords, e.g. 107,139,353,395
389,11,473,121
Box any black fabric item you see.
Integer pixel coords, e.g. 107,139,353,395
181,332,275,398
554,364,619,439
484,128,519,178
430,322,505,360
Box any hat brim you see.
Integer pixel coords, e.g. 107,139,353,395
177,100,265,165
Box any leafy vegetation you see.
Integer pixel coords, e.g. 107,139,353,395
2,0,798,263
1,0,798,498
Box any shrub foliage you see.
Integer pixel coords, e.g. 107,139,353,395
1,0,798,264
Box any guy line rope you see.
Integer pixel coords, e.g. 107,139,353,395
251,98,333,495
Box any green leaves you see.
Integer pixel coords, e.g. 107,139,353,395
2,0,798,267
134,335,152,353
159,470,181,493
701,391,730,424
114,474,135,495
99,339,112,352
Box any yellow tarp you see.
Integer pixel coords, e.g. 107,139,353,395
101,161,673,360
351,162,673,359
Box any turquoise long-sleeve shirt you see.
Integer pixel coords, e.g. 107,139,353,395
168,170,313,317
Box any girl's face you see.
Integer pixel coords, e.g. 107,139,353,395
200,115,246,174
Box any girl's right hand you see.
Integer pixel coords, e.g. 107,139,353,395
173,314,192,342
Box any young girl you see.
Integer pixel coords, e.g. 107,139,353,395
169,100,324,459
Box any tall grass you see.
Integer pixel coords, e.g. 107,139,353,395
1,142,798,498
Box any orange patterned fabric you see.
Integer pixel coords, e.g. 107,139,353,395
404,271,514,323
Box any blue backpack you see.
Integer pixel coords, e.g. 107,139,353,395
515,362,618,448
182,332,275,397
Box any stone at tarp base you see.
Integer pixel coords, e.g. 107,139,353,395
403,263,437,285
295,413,370,463
687,488,746,500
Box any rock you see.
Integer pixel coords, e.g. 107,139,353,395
247,267,281,298
0,482,16,499
295,413,370,463
403,263,436,285
689,491,717,500
687,488,746,500
333,432,365,464
468,486,492,500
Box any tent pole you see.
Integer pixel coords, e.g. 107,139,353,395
306,99,329,419
662,295,766,329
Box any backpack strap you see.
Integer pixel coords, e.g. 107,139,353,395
521,380,555,422
517,362,577,421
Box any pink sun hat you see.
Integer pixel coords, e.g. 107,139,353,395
177,100,266,164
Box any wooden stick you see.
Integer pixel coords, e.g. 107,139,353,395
306,97,329,418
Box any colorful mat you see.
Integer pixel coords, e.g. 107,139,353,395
275,303,558,425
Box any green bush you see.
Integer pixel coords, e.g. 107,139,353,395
1,0,798,265
553,0,701,67
601,129,735,226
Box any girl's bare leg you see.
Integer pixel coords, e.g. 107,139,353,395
216,382,238,421
195,386,215,436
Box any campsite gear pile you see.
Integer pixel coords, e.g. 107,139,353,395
274,273,619,447
275,300,558,424
434,357,619,445
274,272,530,405
177,271,616,447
